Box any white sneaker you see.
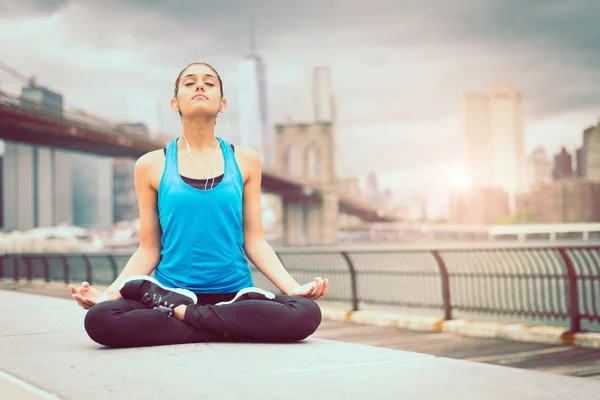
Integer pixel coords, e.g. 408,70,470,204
215,287,276,306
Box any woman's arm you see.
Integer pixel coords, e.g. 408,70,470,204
239,148,327,298
103,152,164,299
70,151,164,308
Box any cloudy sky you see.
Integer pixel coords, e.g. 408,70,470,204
1,0,599,215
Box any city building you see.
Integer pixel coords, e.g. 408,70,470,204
462,83,526,198
527,147,552,188
237,23,272,168
1,142,73,231
448,186,510,225
313,67,335,123
523,179,600,223
577,125,596,178
515,191,532,216
312,66,337,175
553,147,573,180
113,158,138,224
364,172,380,207
576,147,584,177
71,152,114,230
585,123,600,182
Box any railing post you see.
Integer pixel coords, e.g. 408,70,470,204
107,255,118,282
24,256,33,281
558,248,580,333
82,255,93,285
41,256,50,282
61,255,70,284
13,256,19,282
341,251,359,312
431,250,452,321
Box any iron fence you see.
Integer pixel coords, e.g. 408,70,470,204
1,244,599,333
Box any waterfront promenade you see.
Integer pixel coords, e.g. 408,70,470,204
2,288,600,399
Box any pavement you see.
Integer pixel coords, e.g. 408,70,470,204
313,321,600,379
2,287,600,399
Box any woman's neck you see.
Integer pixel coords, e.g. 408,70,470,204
180,117,219,151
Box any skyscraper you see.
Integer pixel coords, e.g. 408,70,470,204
1,143,73,232
313,67,335,123
577,125,595,178
312,66,337,178
462,83,525,196
527,147,552,188
71,152,113,229
585,123,600,183
237,22,273,168
553,147,573,180
462,91,491,186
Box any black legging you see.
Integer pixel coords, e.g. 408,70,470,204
83,292,322,348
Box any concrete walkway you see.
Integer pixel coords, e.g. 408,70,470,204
313,321,600,379
2,290,600,399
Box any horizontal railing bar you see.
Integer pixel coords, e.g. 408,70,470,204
271,243,600,254
3,243,600,257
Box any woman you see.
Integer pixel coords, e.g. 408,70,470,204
69,62,328,347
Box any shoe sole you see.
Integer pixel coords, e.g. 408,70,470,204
120,275,198,305
215,286,276,306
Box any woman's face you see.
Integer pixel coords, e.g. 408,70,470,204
174,64,223,118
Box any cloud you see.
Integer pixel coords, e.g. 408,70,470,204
1,0,68,16
1,0,599,197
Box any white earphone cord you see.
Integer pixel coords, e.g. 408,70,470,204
181,109,229,190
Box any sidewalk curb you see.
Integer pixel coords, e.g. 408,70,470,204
319,306,600,349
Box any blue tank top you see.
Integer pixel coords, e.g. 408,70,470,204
154,137,254,294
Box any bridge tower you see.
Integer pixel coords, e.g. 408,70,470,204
274,119,338,246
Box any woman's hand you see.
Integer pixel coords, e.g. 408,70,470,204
290,277,328,300
68,281,108,310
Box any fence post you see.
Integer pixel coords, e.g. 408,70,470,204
107,255,118,282
557,248,580,333
431,250,452,321
341,251,359,312
24,256,33,281
61,255,70,284
82,255,93,285
41,256,50,282
13,256,19,282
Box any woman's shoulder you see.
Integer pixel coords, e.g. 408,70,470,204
134,149,167,189
229,144,259,161
135,149,166,173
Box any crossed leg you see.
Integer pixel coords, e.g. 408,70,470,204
84,294,322,347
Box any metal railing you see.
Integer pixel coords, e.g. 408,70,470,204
1,243,599,333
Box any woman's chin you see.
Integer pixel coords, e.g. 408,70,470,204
183,107,217,118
